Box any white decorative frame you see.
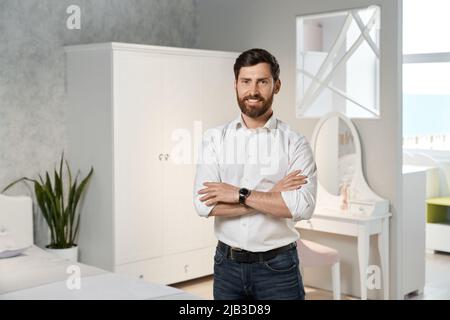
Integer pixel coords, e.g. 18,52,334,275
311,112,388,216
296,6,380,119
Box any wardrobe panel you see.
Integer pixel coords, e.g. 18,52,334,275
162,55,206,255
113,50,165,264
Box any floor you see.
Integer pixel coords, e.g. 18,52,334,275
172,251,450,300
406,250,450,300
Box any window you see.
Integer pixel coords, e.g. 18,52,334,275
403,0,450,54
403,0,450,150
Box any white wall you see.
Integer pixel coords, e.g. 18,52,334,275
197,0,403,299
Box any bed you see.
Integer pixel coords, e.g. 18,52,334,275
0,194,199,300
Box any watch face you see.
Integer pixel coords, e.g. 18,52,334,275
240,188,250,196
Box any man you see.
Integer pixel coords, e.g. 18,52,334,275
193,48,317,300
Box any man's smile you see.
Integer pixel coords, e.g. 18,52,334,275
245,97,264,105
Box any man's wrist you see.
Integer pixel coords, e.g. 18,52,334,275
238,187,251,204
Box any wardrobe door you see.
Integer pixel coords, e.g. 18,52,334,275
161,54,208,255
113,50,165,265
201,55,238,129
200,55,238,246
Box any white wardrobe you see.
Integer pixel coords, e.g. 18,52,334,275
65,42,238,284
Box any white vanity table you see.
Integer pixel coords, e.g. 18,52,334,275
296,209,391,300
297,112,391,300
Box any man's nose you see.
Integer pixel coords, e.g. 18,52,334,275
249,82,260,96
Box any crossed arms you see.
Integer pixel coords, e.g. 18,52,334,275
197,170,308,219
193,132,317,221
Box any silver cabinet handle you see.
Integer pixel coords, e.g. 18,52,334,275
164,154,170,160
158,153,164,161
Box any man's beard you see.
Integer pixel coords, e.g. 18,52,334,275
236,91,274,119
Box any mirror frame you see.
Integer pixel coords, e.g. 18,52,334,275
295,5,381,119
311,111,388,215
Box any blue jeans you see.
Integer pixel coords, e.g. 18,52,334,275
213,244,305,300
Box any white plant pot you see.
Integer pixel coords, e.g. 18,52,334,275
45,245,78,262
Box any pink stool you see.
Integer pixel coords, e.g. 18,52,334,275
297,239,341,300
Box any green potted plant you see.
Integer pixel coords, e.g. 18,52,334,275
1,153,93,262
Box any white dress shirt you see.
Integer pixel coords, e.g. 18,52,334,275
193,113,317,252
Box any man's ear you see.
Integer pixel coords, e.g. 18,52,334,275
234,79,237,90
274,79,281,94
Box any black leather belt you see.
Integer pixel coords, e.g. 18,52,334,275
217,240,297,263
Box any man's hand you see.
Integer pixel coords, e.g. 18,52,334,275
198,182,239,206
270,170,308,192
242,170,308,219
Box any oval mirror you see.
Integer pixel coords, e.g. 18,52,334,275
313,113,359,196
310,112,389,217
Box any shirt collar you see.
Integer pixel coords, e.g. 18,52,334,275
232,112,278,131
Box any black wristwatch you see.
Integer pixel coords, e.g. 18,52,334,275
239,188,251,205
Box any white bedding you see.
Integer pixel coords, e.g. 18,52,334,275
0,246,199,300
0,273,197,300
0,245,106,295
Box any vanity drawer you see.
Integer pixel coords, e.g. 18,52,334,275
349,202,373,216
114,246,215,285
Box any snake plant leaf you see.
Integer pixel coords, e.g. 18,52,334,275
34,182,49,223
45,172,53,194
58,154,65,217
67,177,79,233
72,213,81,244
41,185,62,247
54,170,63,205
34,181,58,246
59,152,64,180
72,167,94,213
65,160,72,190
1,177,37,194
53,170,63,226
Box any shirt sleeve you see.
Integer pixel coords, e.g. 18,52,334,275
193,129,221,218
280,135,318,222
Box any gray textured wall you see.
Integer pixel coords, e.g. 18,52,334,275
0,0,198,246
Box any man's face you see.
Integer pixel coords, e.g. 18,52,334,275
235,62,281,118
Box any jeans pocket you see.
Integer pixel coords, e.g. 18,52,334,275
263,250,298,272
214,248,225,265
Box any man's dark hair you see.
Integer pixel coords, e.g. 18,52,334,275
233,48,280,82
